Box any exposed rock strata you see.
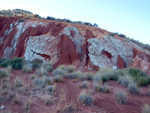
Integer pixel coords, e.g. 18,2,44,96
0,16,150,74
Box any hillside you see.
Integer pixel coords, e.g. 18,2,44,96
0,14,150,74
0,10,150,113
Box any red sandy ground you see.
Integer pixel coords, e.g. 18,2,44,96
0,68,150,113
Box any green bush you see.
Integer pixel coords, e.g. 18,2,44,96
10,58,24,70
136,77,150,86
0,58,10,67
128,68,146,78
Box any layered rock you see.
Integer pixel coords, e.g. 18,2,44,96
0,16,150,74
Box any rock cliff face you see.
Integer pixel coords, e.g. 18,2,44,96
0,16,150,74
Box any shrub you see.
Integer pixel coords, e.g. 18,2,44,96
23,64,32,73
93,82,101,91
78,73,86,81
42,95,55,105
57,65,76,73
13,78,23,88
114,90,127,104
142,104,150,113
0,58,11,67
128,83,140,95
52,68,66,76
63,102,76,113
42,76,53,85
128,68,146,78
85,72,94,80
0,69,9,78
53,75,62,82
32,58,43,70
118,76,133,87
45,85,56,93
93,75,102,83
10,58,24,70
136,77,149,86
42,62,53,72
33,77,45,89
36,67,47,77
77,90,94,106
79,81,88,89
99,85,110,93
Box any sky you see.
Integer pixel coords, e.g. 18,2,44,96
1,0,150,44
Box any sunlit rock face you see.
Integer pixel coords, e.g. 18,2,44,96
87,36,133,69
0,16,150,74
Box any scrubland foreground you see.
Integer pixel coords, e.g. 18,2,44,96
0,58,150,113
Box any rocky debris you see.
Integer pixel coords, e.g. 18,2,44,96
0,16,150,74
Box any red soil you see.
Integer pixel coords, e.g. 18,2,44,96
0,68,150,113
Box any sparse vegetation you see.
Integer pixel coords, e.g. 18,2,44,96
53,75,63,82
114,90,127,104
32,58,43,70
128,83,140,95
79,81,89,89
45,85,56,94
118,76,133,87
77,90,94,106
99,85,110,93
23,64,32,73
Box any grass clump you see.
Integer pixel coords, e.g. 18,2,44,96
77,90,94,106
99,85,110,93
85,72,94,80
114,90,127,104
0,69,9,78
45,85,56,94
42,62,53,72
33,77,45,89
79,81,89,89
52,68,66,76
53,75,62,82
13,78,23,88
118,76,133,87
128,83,140,95
36,67,47,77
78,73,86,81
32,58,43,70
23,64,32,73
142,104,150,113
63,102,76,113
42,95,55,105
42,76,53,85
57,65,76,73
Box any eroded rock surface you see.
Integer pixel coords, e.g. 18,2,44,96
0,16,150,74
